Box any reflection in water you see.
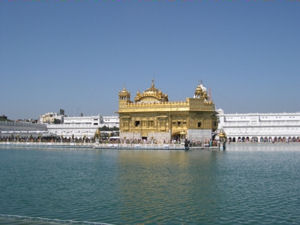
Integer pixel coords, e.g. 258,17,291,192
117,150,221,224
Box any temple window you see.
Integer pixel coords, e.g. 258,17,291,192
135,121,140,127
198,122,202,128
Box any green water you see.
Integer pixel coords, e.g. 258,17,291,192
0,145,299,224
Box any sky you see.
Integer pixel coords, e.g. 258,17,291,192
1,0,300,119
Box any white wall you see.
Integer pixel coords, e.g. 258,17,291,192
48,115,101,138
217,109,300,141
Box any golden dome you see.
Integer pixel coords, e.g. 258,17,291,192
195,86,203,96
134,80,168,103
119,87,130,97
119,87,131,102
219,130,227,138
194,83,208,100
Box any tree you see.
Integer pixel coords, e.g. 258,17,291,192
53,119,61,124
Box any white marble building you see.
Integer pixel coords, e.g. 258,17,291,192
47,115,102,138
102,116,119,128
47,115,119,139
0,121,47,138
217,109,300,142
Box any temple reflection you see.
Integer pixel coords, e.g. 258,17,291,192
116,150,222,224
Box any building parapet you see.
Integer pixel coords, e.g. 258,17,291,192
120,100,215,113
47,124,100,129
0,121,47,130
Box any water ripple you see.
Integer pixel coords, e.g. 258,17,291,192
0,214,112,225
1,147,300,224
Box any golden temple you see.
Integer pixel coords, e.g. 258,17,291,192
118,81,218,143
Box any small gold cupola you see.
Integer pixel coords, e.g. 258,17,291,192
194,82,208,101
119,87,131,102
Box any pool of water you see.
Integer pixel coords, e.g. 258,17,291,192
0,145,299,224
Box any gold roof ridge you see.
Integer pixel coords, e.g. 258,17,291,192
134,80,168,103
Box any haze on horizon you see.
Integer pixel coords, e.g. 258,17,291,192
1,0,300,120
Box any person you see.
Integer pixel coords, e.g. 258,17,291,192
184,139,189,150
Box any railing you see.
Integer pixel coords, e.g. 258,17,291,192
222,121,300,128
125,101,189,107
94,143,185,150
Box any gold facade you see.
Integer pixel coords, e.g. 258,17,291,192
118,81,218,142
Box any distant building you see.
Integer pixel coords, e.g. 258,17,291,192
47,115,101,138
16,118,38,123
217,109,300,142
39,112,64,124
0,121,47,138
102,116,119,128
47,115,119,139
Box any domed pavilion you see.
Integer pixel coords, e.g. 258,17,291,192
118,81,218,143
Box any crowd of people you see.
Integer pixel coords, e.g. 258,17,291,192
1,135,300,145
0,136,95,143
227,136,300,143
0,135,214,146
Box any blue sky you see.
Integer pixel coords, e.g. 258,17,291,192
1,0,300,119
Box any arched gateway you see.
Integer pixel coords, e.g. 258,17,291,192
118,81,218,143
